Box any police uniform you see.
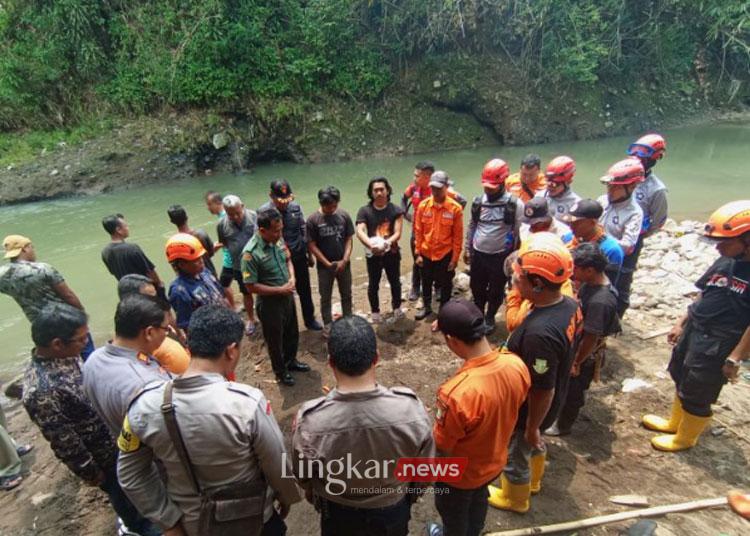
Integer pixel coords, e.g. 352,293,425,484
546,188,581,222
117,374,300,535
433,350,530,535
241,234,299,377
634,172,668,239
259,199,317,327
292,385,434,536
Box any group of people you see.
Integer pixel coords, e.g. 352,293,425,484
0,130,749,536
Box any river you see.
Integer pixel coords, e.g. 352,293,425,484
0,120,748,378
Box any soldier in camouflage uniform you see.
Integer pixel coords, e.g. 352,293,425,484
22,304,160,536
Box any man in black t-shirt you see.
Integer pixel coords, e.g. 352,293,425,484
355,177,404,323
100,213,164,298
643,200,750,452
548,243,620,437
307,186,354,334
488,232,581,514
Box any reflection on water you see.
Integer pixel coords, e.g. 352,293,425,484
0,121,748,377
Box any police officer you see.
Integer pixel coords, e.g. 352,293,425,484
117,305,300,536
598,158,645,316
242,207,309,387
259,180,322,331
292,316,434,536
465,159,523,333
642,200,750,452
431,299,530,536
488,233,581,513
544,156,581,221
628,134,669,240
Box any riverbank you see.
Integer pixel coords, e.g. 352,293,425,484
1,59,748,206
1,223,749,534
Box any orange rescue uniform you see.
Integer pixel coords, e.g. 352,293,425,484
434,349,531,489
505,173,547,203
414,196,463,263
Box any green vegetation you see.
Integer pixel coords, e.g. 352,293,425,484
0,1,748,132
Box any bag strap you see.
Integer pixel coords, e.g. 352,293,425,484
161,381,203,495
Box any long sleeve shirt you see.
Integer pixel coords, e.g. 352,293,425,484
597,195,644,255
414,196,464,263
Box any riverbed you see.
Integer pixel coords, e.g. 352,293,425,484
0,120,748,378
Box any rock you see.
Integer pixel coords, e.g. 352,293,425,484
453,273,470,293
212,132,229,150
31,492,55,506
50,168,59,176
433,80,442,89
365,112,372,123
604,120,614,128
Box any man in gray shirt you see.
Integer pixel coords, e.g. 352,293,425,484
83,295,172,435
118,305,300,536
217,195,258,336
293,316,434,536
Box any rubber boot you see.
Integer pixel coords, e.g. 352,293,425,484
651,411,710,452
642,395,682,433
529,452,546,495
487,477,507,506
487,474,530,513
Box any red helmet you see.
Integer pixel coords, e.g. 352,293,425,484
482,159,509,187
545,156,576,184
627,133,666,161
600,158,645,186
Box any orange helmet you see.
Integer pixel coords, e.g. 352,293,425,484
627,133,666,161
481,158,509,187
703,200,750,239
166,233,206,262
600,158,645,186
545,156,576,184
516,232,573,284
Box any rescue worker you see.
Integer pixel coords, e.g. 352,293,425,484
402,161,467,301
117,305,301,535
243,207,309,387
22,305,160,536
505,154,547,203
544,156,581,221
598,158,645,316
217,194,258,335
642,200,750,452
519,197,573,244
414,171,464,320
292,315,434,536
488,233,581,513
167,205,218,277
259,179,323,331
628,133,669,239
431,299,530,536
166,233,227,339
464,159,524,333
546,243,621,436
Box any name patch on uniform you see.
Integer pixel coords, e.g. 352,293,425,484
532,359,549,375
117,415,141,453
435,398,449,426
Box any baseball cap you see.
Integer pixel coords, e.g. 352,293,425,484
561,198,603,223
523,197,552,225
270,179,293,199
429,170,450,188
3,235,31,259
437,298,486,341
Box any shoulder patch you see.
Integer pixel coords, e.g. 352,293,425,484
391,386,418,399
226,382,261,400
117,415,141,453
532,359,549,374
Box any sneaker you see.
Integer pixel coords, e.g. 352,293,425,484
371,312,382,324
408,288,420,301
415,308,433,321
426,522,444,536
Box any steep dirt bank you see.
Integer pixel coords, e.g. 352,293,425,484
1,54,747,206
1,227,749,535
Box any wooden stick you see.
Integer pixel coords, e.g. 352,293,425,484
487,496,728,536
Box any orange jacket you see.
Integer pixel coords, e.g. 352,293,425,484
505,172,547,203
414,196,463,263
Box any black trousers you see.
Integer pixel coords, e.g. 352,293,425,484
291,253,316,325
557,357,597,431
667,320,737,417
615,235,644,317
320,496,410,536
434,482,490,536
366,253,402,312
257,294,299,376
422,254,453,309
410,234,421,294
469,249,509,319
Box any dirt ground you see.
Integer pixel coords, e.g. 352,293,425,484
1,269,748,536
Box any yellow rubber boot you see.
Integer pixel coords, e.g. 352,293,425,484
487,477,507,507
651,411,711,452
642,395,683,433
529,452,546,495
488,474,530,513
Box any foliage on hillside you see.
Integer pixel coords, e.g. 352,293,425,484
0,0,748,131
